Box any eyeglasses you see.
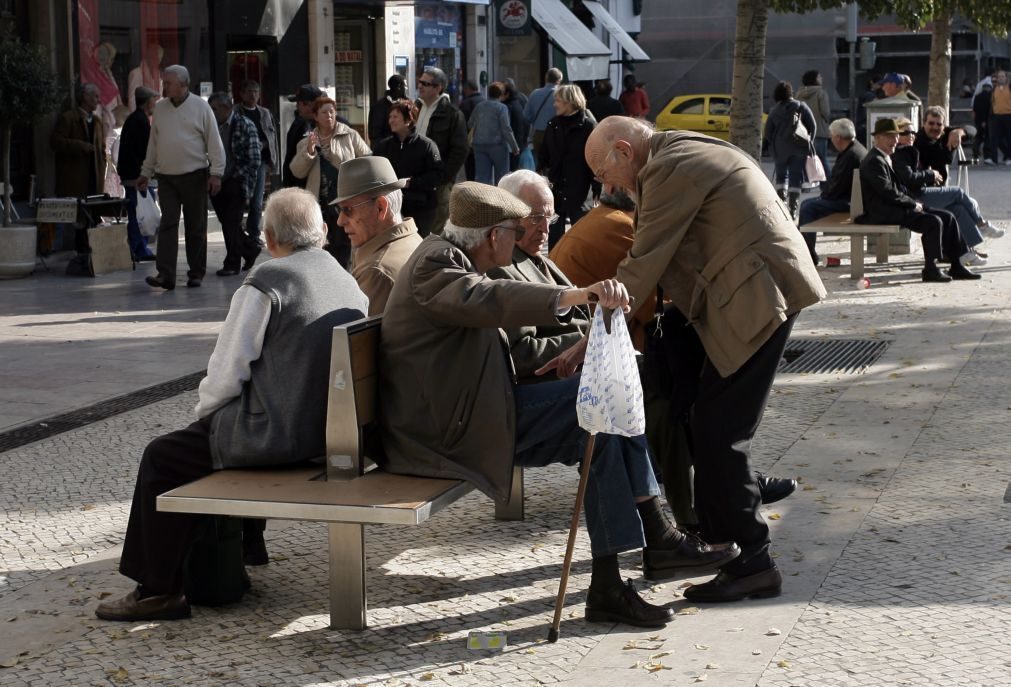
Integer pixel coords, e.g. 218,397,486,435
493,224,526,240
417,80,436,88
898,130,913,137
335,197,377,218
523,213,560,226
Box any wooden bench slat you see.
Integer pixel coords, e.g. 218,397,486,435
157,468,473,526
806,212,900,234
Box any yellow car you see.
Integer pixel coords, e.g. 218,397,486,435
655,93,766,140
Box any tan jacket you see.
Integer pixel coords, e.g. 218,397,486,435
487,247,591,381
351,218,423,316
289,122,371,199
617,132,825,377
379,234,570,501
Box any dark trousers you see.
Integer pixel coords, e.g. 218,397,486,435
548,204,586,251
155,169,209,282
798,196,850,263
989,113,1011,163
124,186,155,258
119,421,216,594
211,178,251,271
657,307,797,576
902,207,964,266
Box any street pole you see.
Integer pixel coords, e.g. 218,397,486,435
847,2,858,121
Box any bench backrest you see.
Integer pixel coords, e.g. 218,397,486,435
325,315,382,480
850,169,863,220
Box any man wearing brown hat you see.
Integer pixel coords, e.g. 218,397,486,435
378,182,741,629
859,117,979,282
333,157,422,314
282,84,324,189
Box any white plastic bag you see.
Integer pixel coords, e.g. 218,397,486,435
135,189,161,238
805,155,826,183
576,307,646,437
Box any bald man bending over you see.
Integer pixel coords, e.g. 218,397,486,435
545,117,825,603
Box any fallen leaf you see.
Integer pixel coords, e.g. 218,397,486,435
499,596,517,603
768,513,782,520
705,663,719,669
676,606,700,615
727,627,744,632
623,640,664,651
649,652,671,660
81,504,96,511
766,628,782,636
646,662,672,673
695,674,708,682
694,643,710,650
752,649,762,655
777,660,791,668
108,667,129,683
424,631,447,642
0,656,19,668
447,664,472,675
419,673,436,681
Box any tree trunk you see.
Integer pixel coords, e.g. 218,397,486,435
729,0,769,161
2,125,11,228
928,11,953,118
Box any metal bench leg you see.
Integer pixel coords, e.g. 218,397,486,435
850,234,865,280
875,236,890,263
495,466,525,521
328,522,367,630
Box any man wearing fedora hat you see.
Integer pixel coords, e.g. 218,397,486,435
378,182,741,629
859,117,979,282
333,157,422,314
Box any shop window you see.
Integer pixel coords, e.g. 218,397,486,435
415,2,463,99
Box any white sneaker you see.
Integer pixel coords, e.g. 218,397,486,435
960,249,988,267
980,222,1005,239
984,159,996,166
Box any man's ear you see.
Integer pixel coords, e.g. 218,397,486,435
614,139,633,160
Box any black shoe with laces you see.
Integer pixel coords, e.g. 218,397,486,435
585,579,674,628
642,530,741,582
756,472,797,504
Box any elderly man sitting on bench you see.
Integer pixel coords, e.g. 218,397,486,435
377,182,740,629
96,188,369,622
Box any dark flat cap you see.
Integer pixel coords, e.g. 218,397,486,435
450,182,531,228
288,84,324,103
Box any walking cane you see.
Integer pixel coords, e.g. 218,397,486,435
547,430,596,643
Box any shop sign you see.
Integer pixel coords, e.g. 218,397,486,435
497,0,531,36
334,50,363,63
415,3,460,49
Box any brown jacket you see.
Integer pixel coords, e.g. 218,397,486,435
487,247,591,381
50,108,107,198
617,132,825,377
351,218,423,316
289,122,371,199
549,204,655,350
379,234,570,501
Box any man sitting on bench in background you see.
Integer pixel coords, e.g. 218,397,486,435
96,188,368,622
797,118,867,265
378,182,741,629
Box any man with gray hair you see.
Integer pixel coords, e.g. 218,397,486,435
333,156,422,314
798,117,868,264
96,187,368,622
489,170,590,382
415,66,468,233
379,182,741,629
138,65,226,289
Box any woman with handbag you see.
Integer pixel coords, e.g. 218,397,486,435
764,81,817,220
289,97,371,267
372,99,444,237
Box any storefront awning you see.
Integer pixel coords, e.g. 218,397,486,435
582,0,650,62
530,0,610,81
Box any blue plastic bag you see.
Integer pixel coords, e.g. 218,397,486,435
518,146,536,171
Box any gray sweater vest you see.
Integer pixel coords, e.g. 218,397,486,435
209,247,369,469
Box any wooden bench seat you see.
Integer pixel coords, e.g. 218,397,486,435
803,171,901,280
157,316,513,630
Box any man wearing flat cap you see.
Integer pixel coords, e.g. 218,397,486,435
379,182,741,630
333,157,422,314
282,84,324,188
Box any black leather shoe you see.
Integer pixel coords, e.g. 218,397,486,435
757,473,797,505
186,278,202,288
133,254,156,262
921,267,952,283
145,275,174,290
642,531,741,582
243,532,269,567
585,579,674,628
683,566,783,603
216,268,239,277
95,588,191,621
242,247,262,272
947,264,982,280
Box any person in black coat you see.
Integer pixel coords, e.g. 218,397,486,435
458,80,485,180
587,79,624,123
858,118,978,283
502,80,530,171
372,99,444,237
283,84,323,188
538,84,599,249
368,74,407,146
118,86,159,260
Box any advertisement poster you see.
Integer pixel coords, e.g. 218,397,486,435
415,3,460,49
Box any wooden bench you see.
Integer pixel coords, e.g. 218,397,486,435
803,170,901,279
157,316,524,629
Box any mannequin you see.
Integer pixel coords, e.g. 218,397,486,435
128,42,164,111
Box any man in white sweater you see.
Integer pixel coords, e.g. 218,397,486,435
138,65,226,289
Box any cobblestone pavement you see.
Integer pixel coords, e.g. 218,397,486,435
2,168,1011,685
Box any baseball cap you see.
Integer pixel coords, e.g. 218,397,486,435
288,84,324,103
881,73,904,86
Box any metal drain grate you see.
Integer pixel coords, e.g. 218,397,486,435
0,371,206,453
779,338,889,374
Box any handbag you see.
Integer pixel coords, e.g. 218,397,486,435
135,188,160,238
805,155,826,183
576,307,646,437
518,146,536,171
791,110,811,146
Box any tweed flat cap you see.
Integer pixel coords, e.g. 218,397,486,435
450,182,531,228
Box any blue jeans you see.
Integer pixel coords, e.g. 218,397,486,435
513,376,659,558
919,186,984,247
473,144,510,186
773,155,806,192
124,185,155,258
244,163,267,243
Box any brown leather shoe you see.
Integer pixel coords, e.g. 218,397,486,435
95,588,191,621
682,566,783,603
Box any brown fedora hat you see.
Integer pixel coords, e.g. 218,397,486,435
872,118,901,136
330,157,407,205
